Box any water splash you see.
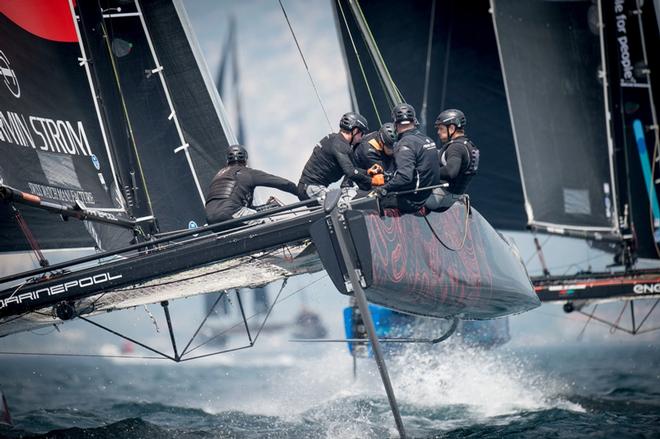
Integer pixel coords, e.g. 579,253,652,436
388,341,584,419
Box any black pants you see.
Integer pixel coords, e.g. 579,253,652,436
424,188,462,212
205,199,238,224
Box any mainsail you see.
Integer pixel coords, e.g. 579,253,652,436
0,0,249,334
493,0,618,235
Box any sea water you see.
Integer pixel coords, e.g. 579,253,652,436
1,339,659,438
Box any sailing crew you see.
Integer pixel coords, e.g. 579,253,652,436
371,103,441,213
205,145,298,224
352,122,397,189
425,109,479,212
297,112,372,201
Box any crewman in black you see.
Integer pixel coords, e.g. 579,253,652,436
297,112,372,201
353,122,397,190
425,109,480,211
375,103,441,213
205,145,298,224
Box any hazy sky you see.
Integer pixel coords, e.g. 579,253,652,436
184,0,351,194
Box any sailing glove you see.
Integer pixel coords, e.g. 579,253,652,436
367,164,384,176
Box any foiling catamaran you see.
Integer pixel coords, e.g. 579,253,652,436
0,3,539,435
334,0,660,347
0,0,655,436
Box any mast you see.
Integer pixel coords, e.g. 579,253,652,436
75,0,156,226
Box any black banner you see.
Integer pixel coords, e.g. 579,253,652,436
0,8,121,212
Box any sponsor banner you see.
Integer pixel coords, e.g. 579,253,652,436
0,272,123,312
612,0,648,87
0,8,118,209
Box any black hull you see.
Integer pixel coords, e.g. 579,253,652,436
312,202,539,320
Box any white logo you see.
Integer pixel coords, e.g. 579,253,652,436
188,220,198,229
91,154,100,170
0,50,20,98
0,272,123,310
633,283,660,295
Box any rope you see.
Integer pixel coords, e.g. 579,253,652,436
335,0,381,125
278,0,333,131
423,197,471,252
184,274,328,355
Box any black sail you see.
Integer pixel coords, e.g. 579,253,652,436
77,0,232,232
493,0,618,235
139,0,232,207
0,2,126,251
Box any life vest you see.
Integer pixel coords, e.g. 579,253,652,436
368,138,383,151
440,137,479,194
206,165,241,202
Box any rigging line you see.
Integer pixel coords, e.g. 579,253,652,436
527,253,611,276
575,306,650,336
9,204,48,268
278,0,333,131
185,275,327,354
609,301,628,334
635,298,660,333
184,274,328,355
420,0,437,129
577,303,598,341
439,14,452,111
350,0,403,105
336,0,381,125
180,291,226,357
0,351,167,360
523,234,552,265
423,198,471,252
252,278,288,343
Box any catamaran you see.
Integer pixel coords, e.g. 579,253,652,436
334,0,660,341
4,0,657,436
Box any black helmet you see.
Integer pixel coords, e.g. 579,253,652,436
434,109,466,129
227,144,248,164
391,103,417,125
339,112,369,133
378,122,397,148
